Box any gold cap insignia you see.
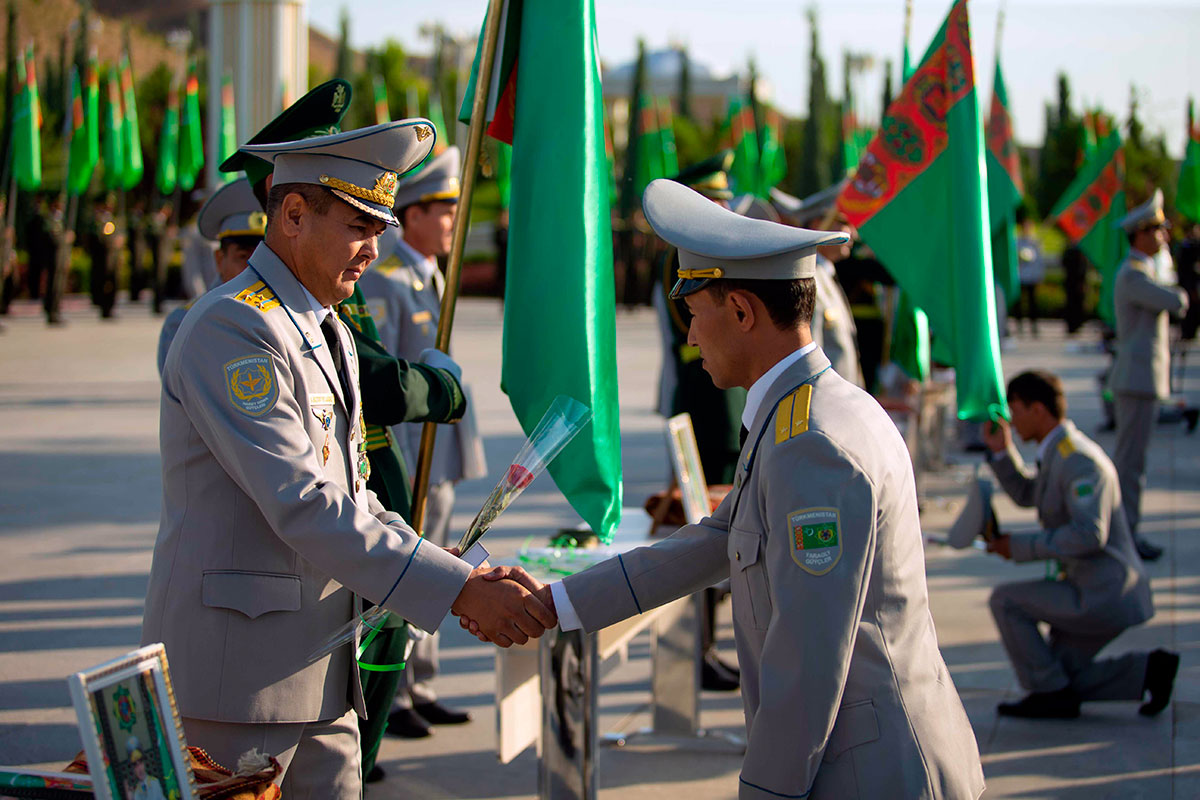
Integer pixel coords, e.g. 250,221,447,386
331,85,347,113
248,211,267,233
415,125,433,142
319,171,400,207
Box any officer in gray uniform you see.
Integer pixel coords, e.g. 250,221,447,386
981,370,1176,719
472,179,985,800
157,178,264,374
355,144,488,735
1111,188,1189,560
143,121,554,796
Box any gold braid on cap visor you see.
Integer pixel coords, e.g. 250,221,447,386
319,172,398,207
676,267,725,279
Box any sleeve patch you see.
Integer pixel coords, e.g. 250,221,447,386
774,384,813,444
225,355,279,417
234,280,280,313
1070,477,1095,501
788,507,842,575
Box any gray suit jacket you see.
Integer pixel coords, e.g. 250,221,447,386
811,258,862,388
563,348,983,800
357,231,486,485
988,421,1153,629
143,243,473,725
1111,250,1188,398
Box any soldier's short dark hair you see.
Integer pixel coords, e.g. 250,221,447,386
219,234,262,253
398,200,454,228
265,183,336,224
1006,370,1067,420
708,277,816,330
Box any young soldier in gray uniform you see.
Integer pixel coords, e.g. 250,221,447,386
357,145,487,736
469,179,984,800
157,177,263,374
1111,188,1190,561
981,370,1177,719
143,122,554,797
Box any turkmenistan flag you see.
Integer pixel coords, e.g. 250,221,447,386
632,94,665,197
66,68,95,196
656,97,679,180
1050,129,1126,324
1177,99,1200,223
119,53,143,191
101,65,125,191
985,58,1022,306
178,61,203,191
218,74,237,183
460,0,621,539
724,95,759,197
758,107,787,196
156,81,179,196
12,44,41,192
837,0,1007,422
373,75,390,124
84,58,100,174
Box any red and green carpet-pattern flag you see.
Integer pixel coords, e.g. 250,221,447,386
656,97,679,181
219,74,238,183
724,95,760,197
101,65,125,191
1050,129,1126,324
178,61,203,191
632,95,667,197
373,75,390,125
837,0,1007,422
460,0,621,539
66,67,96,196
119,53,143,190
985,58,1022,306
12,44,41,192
1177,99,1200,223
155,81,180,196
758,107,787,197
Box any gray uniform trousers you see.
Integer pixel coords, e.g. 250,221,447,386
988,421,1153,698
1113,393,1158,534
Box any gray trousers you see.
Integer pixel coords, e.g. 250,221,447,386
990,579,1148,699
183,707,360,799
395,479,455,709
1114,392,1158,534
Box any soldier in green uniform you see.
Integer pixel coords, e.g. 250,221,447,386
219,80,468,785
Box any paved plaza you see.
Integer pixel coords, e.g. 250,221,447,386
0,295,1198,798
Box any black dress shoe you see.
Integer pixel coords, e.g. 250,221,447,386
386,707,432,738
413,700,471,725
701,652,740,692
1139,649,1180,717
1183,408,1199,435
364,764,386,784
1135,537,1164,562
997,688,1080,719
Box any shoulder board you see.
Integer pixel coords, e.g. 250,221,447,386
184,300,196,311
234,281,280,313
375,256,406,274
1056,437,1076,459
775,384,813,444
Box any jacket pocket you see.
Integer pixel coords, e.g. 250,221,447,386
728,527,771,631
822,699,880,762
201,570,302,619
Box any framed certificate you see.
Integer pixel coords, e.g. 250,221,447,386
67,644,196,800
666,413,711,526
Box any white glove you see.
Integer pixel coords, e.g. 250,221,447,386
418,347,462,382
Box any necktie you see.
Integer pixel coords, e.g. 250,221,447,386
320,314,352,401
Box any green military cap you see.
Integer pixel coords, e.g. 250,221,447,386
238,120,437,227
671,150,735,200
218,79,353,187
393,146,461,209
642,178,849,299
1118,187,1168,232
947,469,998,549
197,177,266,241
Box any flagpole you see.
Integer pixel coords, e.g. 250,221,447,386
409,0,505,536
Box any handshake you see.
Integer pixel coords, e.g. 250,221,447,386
449,564,558,647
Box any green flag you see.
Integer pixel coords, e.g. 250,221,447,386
373,75,390,124
120,53,144,191
1177,99,1200,223
156,81,179,196
12,45,41,192
101,65,125,191
837,0,1007,422
632,94,665,197
219,74,237,183
1050,129,1126,324
889,291,930,382
656,97,679,179
66,67,95,196
725,95,759,196
985,59,1022,306
427,92,448,155
84,58,100,173
494,140,511,210
460,0,622,539
178,61,203,191
758,107,787,196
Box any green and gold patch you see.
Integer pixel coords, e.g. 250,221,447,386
788,507,842,575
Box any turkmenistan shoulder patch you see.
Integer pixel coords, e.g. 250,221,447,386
235,280,280,313
788,507,841,575
1069,476,1096,502
225,355,279,417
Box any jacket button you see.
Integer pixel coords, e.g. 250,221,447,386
736,551,741,561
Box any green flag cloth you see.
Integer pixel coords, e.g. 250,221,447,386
889,290,930,382
1177,99,1200,223
1050,129,1127,324
156,81,180,196
838,0,1007,422
657,97,679,180
12,45,41,192
66,67,95,196
494,140,511,209
101,65,125,191
120,54,144,191
758,108,787,197
84,60,99,173
427,93,448,155
985,59,1022,305
179,62,203,191
219,74,237,183
373,75,390,125
632,94,665,197
460,0,622,540
725,96,759,196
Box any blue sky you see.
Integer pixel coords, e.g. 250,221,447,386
308,0,1200,156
